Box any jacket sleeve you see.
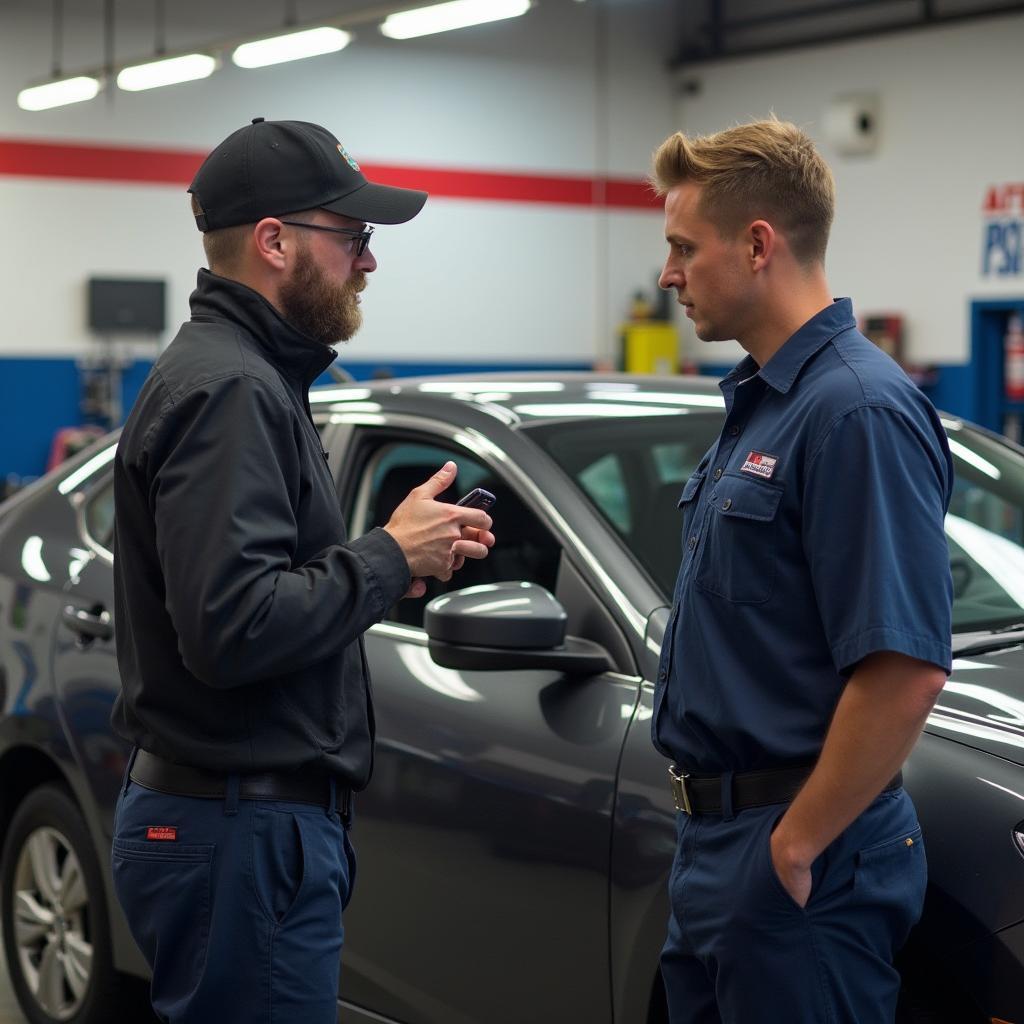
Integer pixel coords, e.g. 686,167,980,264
146,373,411,688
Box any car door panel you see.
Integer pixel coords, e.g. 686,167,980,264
330,424,637,1023
343,625,633,1024
55,550,129,839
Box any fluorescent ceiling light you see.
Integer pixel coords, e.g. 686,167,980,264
232,26,351,68
381,0,531,40
117,53,216,92
17,76,100,111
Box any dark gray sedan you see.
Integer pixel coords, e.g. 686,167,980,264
1,374,1022,1024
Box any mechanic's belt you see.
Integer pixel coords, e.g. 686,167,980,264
130,748,353,817
668,763,903,815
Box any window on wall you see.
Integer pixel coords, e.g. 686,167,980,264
347,435,561,629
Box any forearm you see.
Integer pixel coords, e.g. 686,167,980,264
772,651,946,869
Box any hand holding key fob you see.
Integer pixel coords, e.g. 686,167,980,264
455,487,497,511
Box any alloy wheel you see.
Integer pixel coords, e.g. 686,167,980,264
12,825,93,1021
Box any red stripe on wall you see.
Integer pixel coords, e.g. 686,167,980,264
0,139,206,185
0,137,660,211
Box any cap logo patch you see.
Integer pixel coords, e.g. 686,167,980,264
740,451,778,479
336,144,360,172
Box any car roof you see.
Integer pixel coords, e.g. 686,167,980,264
310,371,727,425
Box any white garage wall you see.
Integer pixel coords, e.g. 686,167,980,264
0,0,677,364
670,10,1024,368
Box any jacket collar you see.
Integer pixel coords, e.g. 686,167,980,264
189,268,336,387
722,298,857,397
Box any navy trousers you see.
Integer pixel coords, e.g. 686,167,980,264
111,775,355,1024
660,788,926,1024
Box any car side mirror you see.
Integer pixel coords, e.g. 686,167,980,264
425,582,613,676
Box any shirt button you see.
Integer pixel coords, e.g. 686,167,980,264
659,670,667,681
688,536,697,550
723,498,733,511
729,425,740,436
713,468,723,481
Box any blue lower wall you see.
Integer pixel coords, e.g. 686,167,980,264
0,355,978,483
1,358,157,485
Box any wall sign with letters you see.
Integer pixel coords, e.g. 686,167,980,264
983,183,1024,277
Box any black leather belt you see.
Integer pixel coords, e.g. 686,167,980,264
130,748,352,818
668,763,903,815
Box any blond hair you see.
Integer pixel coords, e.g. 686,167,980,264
651,118,835,266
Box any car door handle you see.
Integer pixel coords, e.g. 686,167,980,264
62,605,113,641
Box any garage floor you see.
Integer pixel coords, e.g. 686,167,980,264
0,937,26,1024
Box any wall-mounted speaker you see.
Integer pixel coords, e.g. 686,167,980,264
823,94,880,156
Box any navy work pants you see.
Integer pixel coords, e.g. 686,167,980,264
111,774,355,1024
661,788,926,1024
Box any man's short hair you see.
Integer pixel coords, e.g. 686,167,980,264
189,196,316,274
651,117,835,266
190,194,251,273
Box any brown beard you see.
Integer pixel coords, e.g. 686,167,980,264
279,242,365,345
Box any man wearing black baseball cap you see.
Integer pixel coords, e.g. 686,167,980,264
189,117,427,230
110,119,494,1023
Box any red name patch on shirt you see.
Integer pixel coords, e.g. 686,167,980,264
146,826,178,841
740,451,778,479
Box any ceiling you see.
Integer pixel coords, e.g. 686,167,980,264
2,0,1022,73
670,0,1024,65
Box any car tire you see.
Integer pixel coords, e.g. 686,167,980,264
0,783,124,1024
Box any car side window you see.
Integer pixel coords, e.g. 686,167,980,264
652,441,704,484
573,440,710,541
348,436,561,629
577,454,630,532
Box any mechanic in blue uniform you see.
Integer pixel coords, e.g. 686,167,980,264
110,119,495,1024
650,118,953,1024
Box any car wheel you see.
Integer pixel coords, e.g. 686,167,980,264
0,784,123,1024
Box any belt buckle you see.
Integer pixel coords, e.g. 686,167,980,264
668,764,693,815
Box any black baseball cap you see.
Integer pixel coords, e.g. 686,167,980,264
188,117,427,231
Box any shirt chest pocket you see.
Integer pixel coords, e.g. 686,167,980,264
694,473,784,604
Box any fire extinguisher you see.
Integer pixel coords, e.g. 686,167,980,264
1005,313,1024,401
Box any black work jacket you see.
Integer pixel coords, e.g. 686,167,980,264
111,269,410,786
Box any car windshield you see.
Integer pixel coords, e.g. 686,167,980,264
525,411,1024,635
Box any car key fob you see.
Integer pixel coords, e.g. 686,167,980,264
455,487,496,511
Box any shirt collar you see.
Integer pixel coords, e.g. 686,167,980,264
721,298,857,397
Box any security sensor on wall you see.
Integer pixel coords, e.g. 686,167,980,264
823,93,880,155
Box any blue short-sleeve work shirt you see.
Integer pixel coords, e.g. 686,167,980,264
652,299,954,773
